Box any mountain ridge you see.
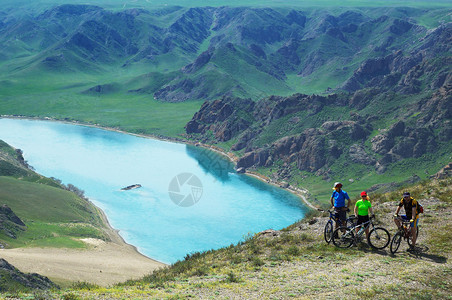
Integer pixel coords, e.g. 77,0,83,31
1,5,450,100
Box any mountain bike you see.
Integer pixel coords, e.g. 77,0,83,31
324,209,357,244
331,216,391,249
390,216,420,254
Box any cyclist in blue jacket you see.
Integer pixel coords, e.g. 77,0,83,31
330,182,351,229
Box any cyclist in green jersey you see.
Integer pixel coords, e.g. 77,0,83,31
354,191,374,240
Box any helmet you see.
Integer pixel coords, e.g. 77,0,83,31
333,182,342,188
360,191,367,197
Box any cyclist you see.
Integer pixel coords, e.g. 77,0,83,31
330,182,351,229
354,191,374,240
393,192,419,249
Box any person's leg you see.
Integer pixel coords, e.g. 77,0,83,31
394,215,401,230
356,217,362,234
334,210,340,230
338,210,347,232
411,217,419,247
362,216,370,239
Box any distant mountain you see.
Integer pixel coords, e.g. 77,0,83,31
184,20,451,185
0,3,450,192
0,4,450,100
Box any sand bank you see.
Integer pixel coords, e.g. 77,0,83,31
0,240,165,287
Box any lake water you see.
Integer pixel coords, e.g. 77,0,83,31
0,118,306,264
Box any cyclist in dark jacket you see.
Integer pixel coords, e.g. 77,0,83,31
394,192,420,249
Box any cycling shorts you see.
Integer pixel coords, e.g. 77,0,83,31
401,215,419,228
334,208,347,222
357,215,369,226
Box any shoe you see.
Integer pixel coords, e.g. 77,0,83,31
407,246,416,253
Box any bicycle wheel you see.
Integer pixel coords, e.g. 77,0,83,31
324,221,334,244
332,227,354,248
390,231,402,254
368,227,390,250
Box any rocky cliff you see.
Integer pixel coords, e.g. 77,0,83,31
185,56,451,182
0,205,26,245
0,258,58,291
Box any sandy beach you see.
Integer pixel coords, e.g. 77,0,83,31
0,205,166,287
0,240,166,287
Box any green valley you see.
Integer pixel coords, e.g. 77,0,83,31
0,2,450,200
0,0,451,296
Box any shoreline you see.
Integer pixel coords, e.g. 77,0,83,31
1,115,320,211
94,203,166,265
0,116,319,271
0,115,321,285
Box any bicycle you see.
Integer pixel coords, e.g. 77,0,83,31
390,216,420,254
331,216,391,249
324,209,357,244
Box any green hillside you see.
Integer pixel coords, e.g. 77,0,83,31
0,140,107,249
0,0,450,297
6,176,451,299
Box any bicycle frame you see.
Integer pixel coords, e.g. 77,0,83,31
327,209,356,228
348,218,373,241
394,217,418,239
332,216,390,249
324,209,357,244
390,216,419,254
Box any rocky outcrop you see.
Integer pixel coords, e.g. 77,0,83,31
349,144,375,165
185,97,255,141
371,119,439,168
342,22,451,94
235,120,371,176
182,49,213,74
0,259,58,291
185,67,450,179
432,163,452,179
0,205,26,242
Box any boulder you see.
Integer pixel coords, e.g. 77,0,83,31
0,259,58,291
371,134,394,154
349,144,375,165
0,205,26,239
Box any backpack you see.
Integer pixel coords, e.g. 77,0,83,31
417,202,424,214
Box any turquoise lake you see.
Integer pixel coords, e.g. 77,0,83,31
0,118,306,264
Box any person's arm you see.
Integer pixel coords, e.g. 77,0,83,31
354,203,358,216
330,196,334,208
369,206,374,217
347,198,351,210
411,206,416,221
395,206,401,216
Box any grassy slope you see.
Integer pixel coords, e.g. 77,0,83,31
22,176,450,299
0,142,108,249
